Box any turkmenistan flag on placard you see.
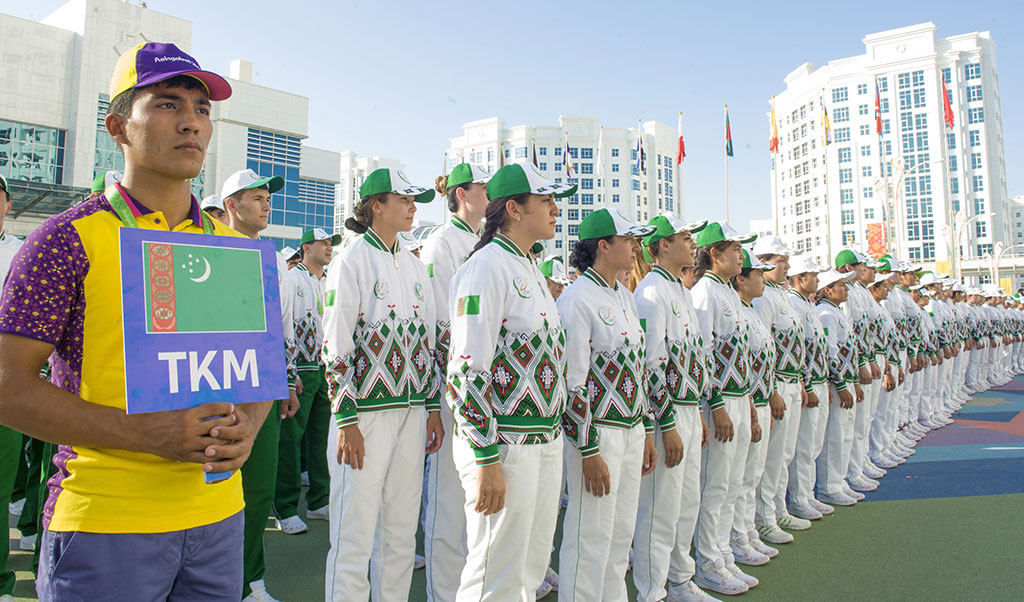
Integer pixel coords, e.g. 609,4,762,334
144,241,266,333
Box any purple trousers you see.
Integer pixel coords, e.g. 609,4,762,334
37,511,243,602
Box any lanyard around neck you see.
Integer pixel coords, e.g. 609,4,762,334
106,184,215,234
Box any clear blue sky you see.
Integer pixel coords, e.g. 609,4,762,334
5,0,1021,228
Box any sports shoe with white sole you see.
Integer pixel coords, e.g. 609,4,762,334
747,532,779,558
863,462,887,478
535,579,554,600
276,515,308,535
843,486,866,501
19,534,36,551
818,491,857,506
848,476,877,492
667,579,723,602
787,502,823,521
725,562,759,589
776,513,811,530
414,554,426,569
242,580,281,602
694,564,748,596
729,541,770,566
306,505,329,521
810,498,835,515
872,455,898,469
758,524,795,543
544,567,559,591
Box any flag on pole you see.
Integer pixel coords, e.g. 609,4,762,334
676,113,686,164
563,134,575,179
874,80,883,134
725,108,734,157
769,98,779,153
941,76,955,130
532,138,539,167
596,126,605,179
821,103,832,146
634,121,646,174
499,142,504,168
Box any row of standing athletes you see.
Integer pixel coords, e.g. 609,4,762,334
295,159,1024,602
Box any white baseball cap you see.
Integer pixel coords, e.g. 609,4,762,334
919,272,942,287
789,253,825,277
220,168,285,200
816,269,856,291
751,235,791,257
279,246,299,260
869,272,896,287
201,194,224,211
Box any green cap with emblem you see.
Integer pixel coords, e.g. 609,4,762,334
300,227,342,246
539,257,571,285
445,163,492,189
834,249,862,268
741,248,775,270
695,221,756,247
578,208,656,241
486,162,577,200
876,254,894,271
643,213,707,247
360,167,435,203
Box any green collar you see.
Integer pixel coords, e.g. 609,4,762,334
790,289,811,302
450,214,477,235
819,298,839,309
703,271,726,285
583,268,616,290
363,228,399,254
650,263,681,284
492,233,528,258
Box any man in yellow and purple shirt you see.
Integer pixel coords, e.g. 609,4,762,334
0,42,269,601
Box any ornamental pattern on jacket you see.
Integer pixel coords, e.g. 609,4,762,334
446,235,567,464
754,280,805,380
560,269,649,456
788,290,828,385
288,262,326,369
741,301,776,404
692,272,750,409
321,229,439,425
422,215,478,378
818,299,858,389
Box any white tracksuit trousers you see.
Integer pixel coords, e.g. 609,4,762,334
560,423,645,602
695,395,747,569
816,384,855,497
788,382,829,506
424,404,467,602
326,407,426,602
848,377,879,480
454,436,562,602
632,405,703,602
756,380,802,527
733,404,771,541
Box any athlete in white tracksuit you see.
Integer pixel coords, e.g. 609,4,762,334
867,273,900,470
631,216,714,602
420,164,489,602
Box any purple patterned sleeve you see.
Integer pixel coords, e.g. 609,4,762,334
0,213,88,346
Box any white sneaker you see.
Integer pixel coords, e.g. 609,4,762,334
729,540,770,566
725,562,759,589
694,564,748,596
0,594,13,602
747,532,779,558
848,476,877,492
842,486,866,501
758,523,795,543
8,498,24,516
535,579,554,600
19,533,37,551
863,462,887,479
306,505,329,521
872,455,898,469
543,567,559,591
787,502,823,521
776,512,811,530
242,580,281,602
810,498,836,514
414,554,426,569
667,579,722,602
276,515,308,535
819,491,857,506
300,471,310,487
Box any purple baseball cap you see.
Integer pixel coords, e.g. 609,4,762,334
109,42,232,102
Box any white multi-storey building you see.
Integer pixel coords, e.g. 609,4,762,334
447,116,684,260
335,152,406,239
770,22,1008,272
748,218,774,240
0,0,341,247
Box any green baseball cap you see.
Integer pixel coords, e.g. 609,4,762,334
578,208,656,241
694,221,756,247
445,163,492,189
834,249,862,268
300,227,342,246
643,214,707,247
360,168,435,203
876,254,894,271
91,170,122,194
486,163,577,200
741,248,775,270
539,258,571,285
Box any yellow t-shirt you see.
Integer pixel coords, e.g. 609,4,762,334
0,193,246,533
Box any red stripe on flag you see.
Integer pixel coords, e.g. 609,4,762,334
148,242,177,332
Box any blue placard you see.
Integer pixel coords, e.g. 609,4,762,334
119,228,289,414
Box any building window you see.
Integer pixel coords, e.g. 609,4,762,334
858,83,868,95
611,163,620,172
976,221,987,238
973,175,984,192
950,178,959,194
858,104,869,116
878,77,888,92
948,133,956,150
863,186,873,198
612,194,620,203
966,85,983,102
611,178,620,188
247,128,304,231
579,163,593,174
555,240,563,249
834,128,850,142
611,148,619,157
838,147,852,163
861,146,871,157
568,209,579,220
580,148,594,159
968,108,984,124
862,166,872,177
841,210,855,225
970,130,981,147
922,242,935,260
859,125,870,136
568,224,579,236
539,162,547,170
971,153,983,170
631,180,640,191
834,107,850,122
977,244,993,257
839,168,853,184
539,147,547,156
864,208,875,219
581,194,594,205
965,63,981,80
974,198,986,214
515,147,527,159
832,87,849,103
580,178,593,190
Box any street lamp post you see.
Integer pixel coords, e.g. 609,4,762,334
879,157,943,259
988,242,1024,288
943,210,995,280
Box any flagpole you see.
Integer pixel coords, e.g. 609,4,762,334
724,105,730,223
821,89,832,263
676,112,683,219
